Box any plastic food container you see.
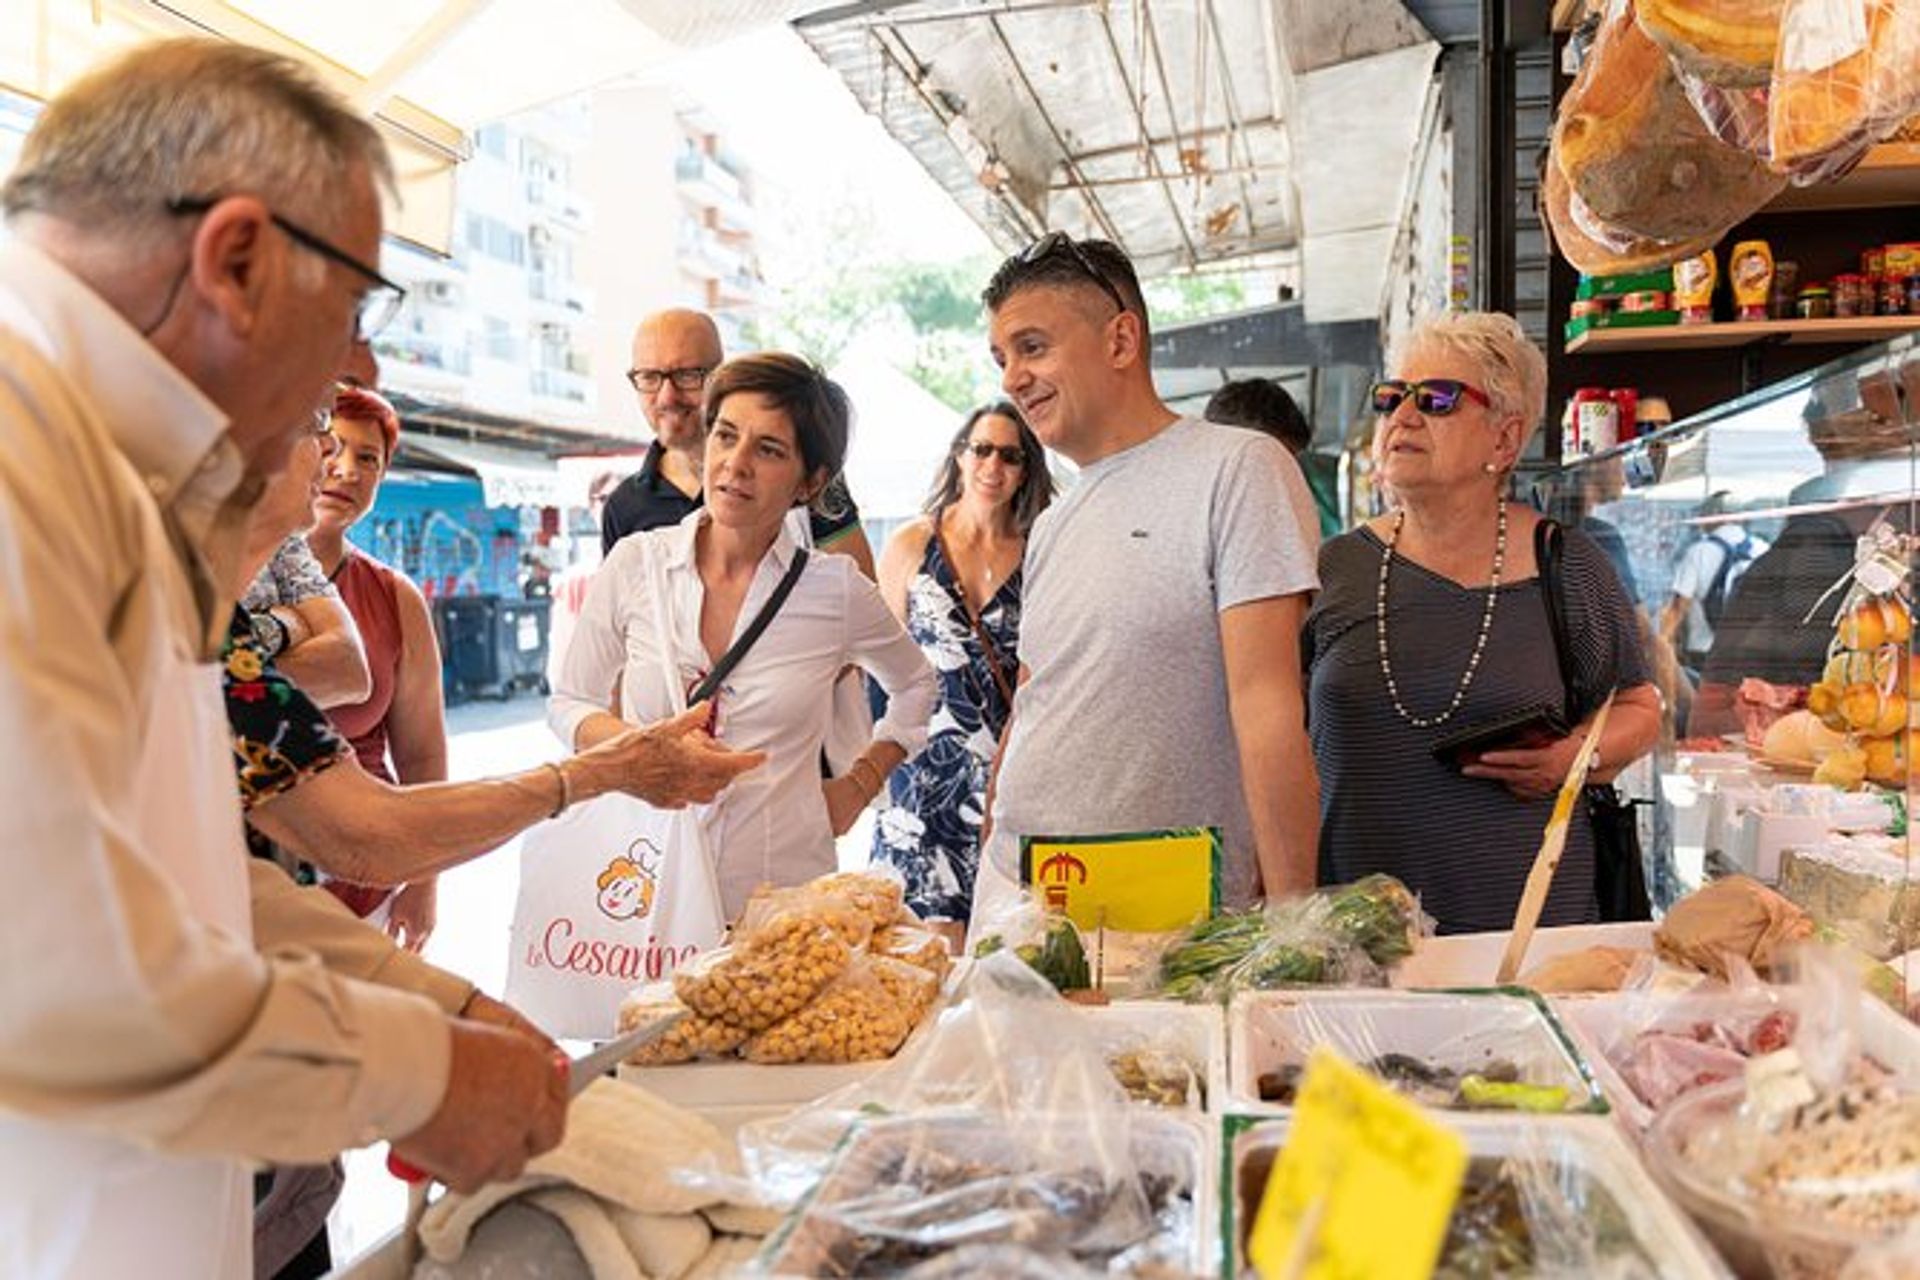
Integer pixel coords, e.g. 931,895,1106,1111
1556,990,1920,1133
1226,988,1607,1115
1393,921,1656,989
1226,1114,1731,1279
757,1111,1216,1277
1080,1000,1226,1113
1645,1080,1920,1279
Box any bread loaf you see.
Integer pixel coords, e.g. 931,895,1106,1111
1637,0,1784,86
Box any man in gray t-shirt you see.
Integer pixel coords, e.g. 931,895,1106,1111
972,235,1322,933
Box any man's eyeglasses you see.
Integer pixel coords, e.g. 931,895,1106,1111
1019,231,1128,317
166,197,406,342
627,366,712,394
1369,378,1494,417
961,441,1027,467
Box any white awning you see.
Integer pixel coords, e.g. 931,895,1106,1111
5,0,798,254
404,435,586,509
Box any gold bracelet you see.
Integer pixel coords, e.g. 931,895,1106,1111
850,757,881,798
544,761,573,818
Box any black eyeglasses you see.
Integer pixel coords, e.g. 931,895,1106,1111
1019,231,1128,316
166,196,406,342
626,366,711,394
1369,378,1494,417
961,441,1027,467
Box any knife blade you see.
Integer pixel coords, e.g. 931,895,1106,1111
566,1009,688,1096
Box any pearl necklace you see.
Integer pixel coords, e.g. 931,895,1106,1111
1376,502,1507,728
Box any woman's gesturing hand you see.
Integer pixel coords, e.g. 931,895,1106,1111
1460,734,1587,801
576,703,766,809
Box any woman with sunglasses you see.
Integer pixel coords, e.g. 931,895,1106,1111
1304,311,1659,934
551,354,936,919
869,404,1055,933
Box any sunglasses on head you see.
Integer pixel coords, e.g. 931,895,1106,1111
1018,231,1128,316
1369,378,1494,416
961,441,1026,466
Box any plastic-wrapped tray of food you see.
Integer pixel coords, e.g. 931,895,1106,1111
1556,989,1920,1133
1647,1078,1920,1279
756,1112,1215,1277
1227,989,1607,1115
1392,922,1656,989
1226,1114,1731,1279
1079,1000,1225,1112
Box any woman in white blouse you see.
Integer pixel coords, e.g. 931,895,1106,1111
550,353,937,917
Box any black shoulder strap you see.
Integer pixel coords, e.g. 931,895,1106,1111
687,548,808,705
1533,518,1579,721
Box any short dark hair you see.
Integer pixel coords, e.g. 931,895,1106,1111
1205,378,1312,455
982,235,1151,341
703,353,851,509
923,402,1056,536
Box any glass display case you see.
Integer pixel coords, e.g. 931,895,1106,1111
1532,335,1916,978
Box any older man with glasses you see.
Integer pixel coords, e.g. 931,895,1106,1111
0,39,572,1278
970,232,1324,938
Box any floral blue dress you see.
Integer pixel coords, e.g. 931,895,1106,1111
870,533,1021,920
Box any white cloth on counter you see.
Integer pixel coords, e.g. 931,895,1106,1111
550,510,935,917
417,1079,772,1280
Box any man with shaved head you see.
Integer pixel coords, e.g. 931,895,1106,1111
602,308,874,574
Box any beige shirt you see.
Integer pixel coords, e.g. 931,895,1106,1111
0,242,451,1278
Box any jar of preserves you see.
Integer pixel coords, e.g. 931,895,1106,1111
1833,273,1868,317
1796,286,1834,320
1880,275,1907,316
1570,387,1619,456
1907,275,1920,316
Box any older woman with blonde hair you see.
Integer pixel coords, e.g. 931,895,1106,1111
1305,311,1659,933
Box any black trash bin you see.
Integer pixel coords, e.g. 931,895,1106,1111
494,596,552,695
436,594,501,703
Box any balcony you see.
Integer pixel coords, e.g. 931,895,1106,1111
675,226,746,283
373,333,470,377
529,366,591,404
675,151,753,230
525,180,590,232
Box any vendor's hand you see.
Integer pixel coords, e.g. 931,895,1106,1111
1461,735,1588,800
386,878,437,952
822,774,870,836
393,1020,567,1194
580,704,765,809
460,990,556,1054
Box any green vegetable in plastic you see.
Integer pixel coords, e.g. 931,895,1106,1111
1459,1075,1569,1113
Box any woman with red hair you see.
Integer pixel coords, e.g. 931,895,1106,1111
306,385,444,947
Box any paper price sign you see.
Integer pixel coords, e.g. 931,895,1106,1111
1248,1046,1468,1280
1018,827,1219,933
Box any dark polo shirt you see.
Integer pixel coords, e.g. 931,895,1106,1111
601,440,863,553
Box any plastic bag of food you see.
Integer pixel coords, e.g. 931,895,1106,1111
732,879,876,952
1518,945,1652,993
755,1111,1197,1276
733,953,1145,1208
972,898,1094,992
1154,875,1425,1003
1638,0,1784,88
740,957,916,1065
1448,1133,1663,1276
872,922,953,980
1555,0,1785,241
1103,1040,1206,1110
1770,0,1920,177
673,915,853,1032
1655,875,1816,979
616,982,748,1065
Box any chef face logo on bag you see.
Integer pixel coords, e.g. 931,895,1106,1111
595,840,662,921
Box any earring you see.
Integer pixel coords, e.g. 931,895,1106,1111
1482,462,1498,474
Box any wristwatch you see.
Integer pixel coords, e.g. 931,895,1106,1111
248,609,291,659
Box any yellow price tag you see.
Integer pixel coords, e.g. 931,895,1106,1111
1247,1046,1468,1280
1019,827,1219,933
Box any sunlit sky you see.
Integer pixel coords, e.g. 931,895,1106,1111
662,26,993,267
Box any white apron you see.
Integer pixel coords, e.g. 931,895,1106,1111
0,648,254,1279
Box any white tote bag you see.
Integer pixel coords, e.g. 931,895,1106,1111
509,551,726,1039
506,796,724,1039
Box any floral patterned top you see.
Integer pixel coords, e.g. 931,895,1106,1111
869,531,1022,920
222,607,351,874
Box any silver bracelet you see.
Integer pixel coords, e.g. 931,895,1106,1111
543,761,573,818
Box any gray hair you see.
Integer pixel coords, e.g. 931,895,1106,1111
2,38,393,248
1393,311,1548,446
